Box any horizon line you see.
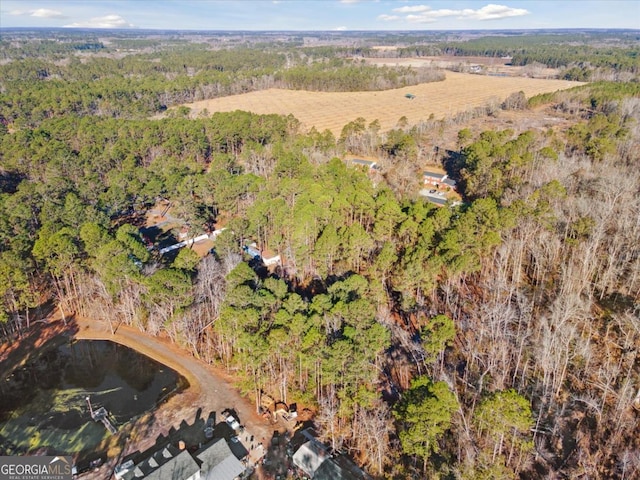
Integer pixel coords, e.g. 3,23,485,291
2,26,639,33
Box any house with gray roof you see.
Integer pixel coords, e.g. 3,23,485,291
115,446,200,480
290,430,371,480
292,439,330,478
196,438,245,480
350,158,377,170
114,439,245,480
142,451,200,480
315,455,371,480
423,170,456,189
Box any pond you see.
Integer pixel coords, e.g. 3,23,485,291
0,339,188,460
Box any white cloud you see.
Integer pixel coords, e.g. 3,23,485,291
64,14,135,28
378,14,400,21
31,8,65,18
470,4,530,20
393,5,431,13
333,26,347,30
406,13,435,23
393,3,529,23
340,0,361,3
9,8,65,18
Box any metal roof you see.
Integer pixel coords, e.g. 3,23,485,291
423,170,446,179
292,440,330,477
351,159,376,167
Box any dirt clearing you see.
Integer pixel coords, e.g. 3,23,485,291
364,56,561,78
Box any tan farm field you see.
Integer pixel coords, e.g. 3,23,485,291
180,71,584,136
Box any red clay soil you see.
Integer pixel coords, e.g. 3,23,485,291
0,318,75,379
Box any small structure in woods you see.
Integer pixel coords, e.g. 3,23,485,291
290,428,372,480
242,243,261,259
350,158,377,170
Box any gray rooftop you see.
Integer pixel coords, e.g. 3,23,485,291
292,440,330,477
351,159,376,167
423,170,446,179
196,439,245,480
142,450,200,480
315,458,364,480
443,178,457,187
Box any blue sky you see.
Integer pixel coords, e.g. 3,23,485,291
1,1,639,30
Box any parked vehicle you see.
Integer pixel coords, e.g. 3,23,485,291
226,415,241,430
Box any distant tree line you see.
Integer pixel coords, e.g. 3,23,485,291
382,33,640,76
275,58,443,92
0,43,442,126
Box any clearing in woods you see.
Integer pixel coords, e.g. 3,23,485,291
180,71,584,135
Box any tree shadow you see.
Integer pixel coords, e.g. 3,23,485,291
139,225,163,244
442,148,469,201
0,170,27,194
0,316,80,385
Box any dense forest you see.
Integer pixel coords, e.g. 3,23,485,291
0,37,443,125
365,31,640,80
1,30,639,479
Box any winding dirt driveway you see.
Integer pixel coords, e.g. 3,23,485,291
73,317,272,468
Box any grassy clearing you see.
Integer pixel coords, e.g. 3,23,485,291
179,71,584,135
1,410,107,456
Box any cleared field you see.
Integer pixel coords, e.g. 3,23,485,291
365,56,561,78
181,71,584,136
